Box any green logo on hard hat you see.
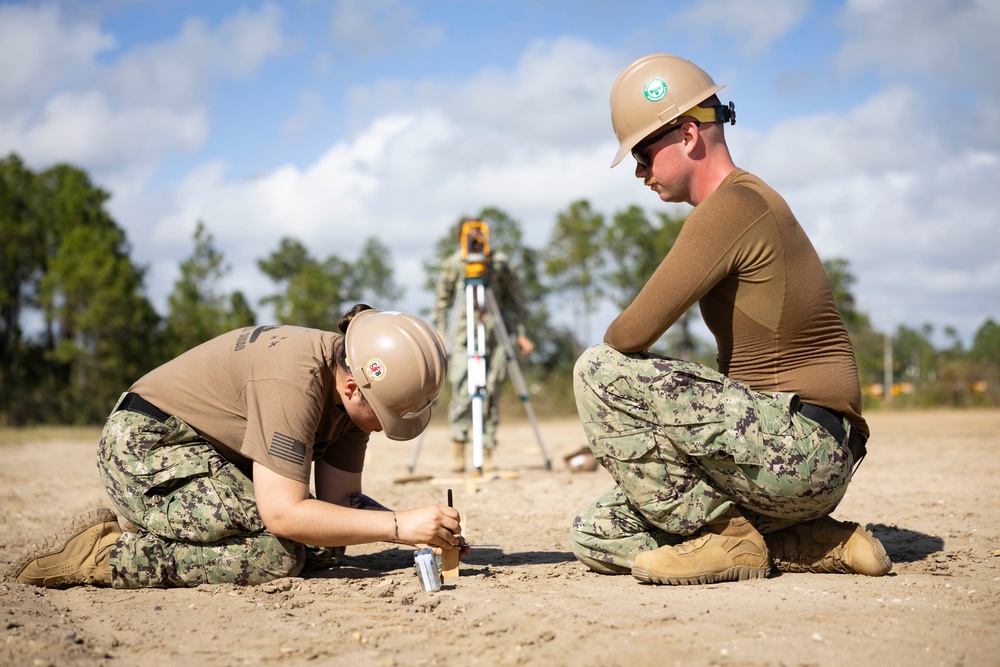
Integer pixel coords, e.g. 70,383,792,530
644,78,667,102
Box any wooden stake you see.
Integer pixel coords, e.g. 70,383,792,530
441,545,460,578
442,489,460,578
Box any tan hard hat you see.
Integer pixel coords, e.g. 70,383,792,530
345,310,447,441
609,53,725,168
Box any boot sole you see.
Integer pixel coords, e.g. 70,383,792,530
9,508,118,584
632,564,770,585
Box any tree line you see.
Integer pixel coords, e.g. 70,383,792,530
2,153,997,425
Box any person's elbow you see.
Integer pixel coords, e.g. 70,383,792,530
603,332,628,352
252,463,309,539
604,327,649,353
256,501,295,538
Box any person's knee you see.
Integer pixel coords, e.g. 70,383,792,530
245,535,306,584
572,344,613,397
572,349,595,403
573,344,603,378
570,529,631,575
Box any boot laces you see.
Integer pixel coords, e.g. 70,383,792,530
773,543,850,574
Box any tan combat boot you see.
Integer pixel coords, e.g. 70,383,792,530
450,442,466,473
632,507,770,585
765,515,892,576
11,508,122,587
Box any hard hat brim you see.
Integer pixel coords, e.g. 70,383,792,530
375,404,433,442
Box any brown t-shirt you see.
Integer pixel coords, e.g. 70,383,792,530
131,325,369,482
604,169,868,439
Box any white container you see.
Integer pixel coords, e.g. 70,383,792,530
413,548,442,592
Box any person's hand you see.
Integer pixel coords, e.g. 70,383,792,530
396,505,463,550
517,335,535,356
426,535,471,560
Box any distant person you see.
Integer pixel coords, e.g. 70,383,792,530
570,54,891,585
12,305,468,588
433,222,534,473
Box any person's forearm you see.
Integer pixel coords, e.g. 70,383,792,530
256,460,461,549
266,497,397,547
345,492,391,511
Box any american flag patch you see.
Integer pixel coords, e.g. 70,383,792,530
268,432,307,466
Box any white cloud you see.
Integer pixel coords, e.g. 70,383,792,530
137,29,999,343
329,0,444,58
0,3,114,112
739,86,930,187
347,37,617,149
1,4,288,188
838,0,1000,95
140,96,627,319
281,90,326,140
4,4,995,347
676,0,812,55
835,1,1000,148
107,3,287,105
1,90,207,172
737,84,1000,343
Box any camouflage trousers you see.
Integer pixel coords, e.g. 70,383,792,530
570,345,854,574
97,395,306,588
447,339,509,449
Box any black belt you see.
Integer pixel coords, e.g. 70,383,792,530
798,402,867,464
117,392,171,423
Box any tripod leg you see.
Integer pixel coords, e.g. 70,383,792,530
483,288,553,470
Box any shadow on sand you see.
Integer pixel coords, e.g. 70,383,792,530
870,523,944,564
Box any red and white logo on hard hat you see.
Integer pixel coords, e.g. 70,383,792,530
366,358,387,381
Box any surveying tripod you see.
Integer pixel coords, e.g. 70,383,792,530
408,221,552,475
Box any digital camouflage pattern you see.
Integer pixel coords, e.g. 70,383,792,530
98,397,305,587
445,337,508,449
432,250,530,450
570,345,854,573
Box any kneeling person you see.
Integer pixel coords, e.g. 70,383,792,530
12,305,467,588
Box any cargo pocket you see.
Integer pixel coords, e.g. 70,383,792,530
652,377,771,467
141,456,213,494
752,391,827,461
594,428,676,512
133,421,213,493
715,378,770,466
135,432,222,541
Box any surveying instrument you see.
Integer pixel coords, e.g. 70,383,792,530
408,220,552,475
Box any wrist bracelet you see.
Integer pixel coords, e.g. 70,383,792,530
392,511,399,543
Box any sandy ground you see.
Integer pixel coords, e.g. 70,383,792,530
1,408,999,667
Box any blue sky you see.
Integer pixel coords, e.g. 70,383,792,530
2,0,997,348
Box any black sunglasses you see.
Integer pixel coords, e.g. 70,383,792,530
632,103,735,168
631,122,689,168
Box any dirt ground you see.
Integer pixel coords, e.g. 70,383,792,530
2,408,999,667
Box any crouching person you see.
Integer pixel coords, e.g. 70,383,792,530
12,305,467,588
568,52,891,585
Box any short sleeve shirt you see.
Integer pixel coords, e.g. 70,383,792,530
130,325,368,483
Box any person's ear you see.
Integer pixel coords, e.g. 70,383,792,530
342,374,361,401
681,122,700,153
